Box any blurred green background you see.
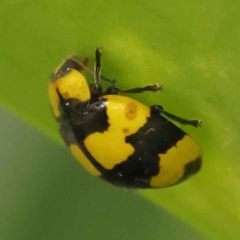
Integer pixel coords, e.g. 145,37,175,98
1,0,240,239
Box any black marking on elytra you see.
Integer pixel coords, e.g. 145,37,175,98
59,96,109,138
68,98,109,141
101,111,186,188
178,157,202,183
59,121,109,174
59,123,76,146
162,157,202,188
56,87,89,122
59,97,110,174
69,98,110,172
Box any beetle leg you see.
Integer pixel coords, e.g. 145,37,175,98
105,84,162,95
94,47,116,84
52,51,116,84
151,105,201,128
94,47,101,86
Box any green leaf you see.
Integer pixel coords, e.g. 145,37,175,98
0,1,239,239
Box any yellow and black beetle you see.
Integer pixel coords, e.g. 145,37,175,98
48,48,201,188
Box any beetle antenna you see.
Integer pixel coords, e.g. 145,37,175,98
94,47,102,86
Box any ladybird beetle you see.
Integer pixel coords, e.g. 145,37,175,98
48,48,201,188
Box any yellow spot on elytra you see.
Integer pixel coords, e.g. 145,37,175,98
84,95,151,170
150,135,201,188
70,144,101,176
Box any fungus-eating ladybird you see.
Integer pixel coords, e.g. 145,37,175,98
48,48,201,188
